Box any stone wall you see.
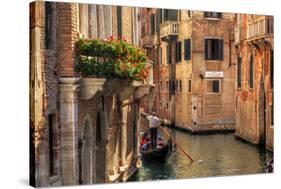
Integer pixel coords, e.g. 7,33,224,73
235,14,274,150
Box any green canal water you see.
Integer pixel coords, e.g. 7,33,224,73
129,128,273,181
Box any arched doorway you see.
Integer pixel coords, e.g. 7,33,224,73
258,76,266,147
95,111,106,183
79,117,93,184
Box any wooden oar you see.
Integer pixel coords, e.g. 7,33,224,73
158,126,194,163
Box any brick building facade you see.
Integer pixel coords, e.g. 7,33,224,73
234,14,274,151
140,9,236,132
30,1,149,187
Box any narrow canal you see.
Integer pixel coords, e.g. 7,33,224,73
130,128,273,181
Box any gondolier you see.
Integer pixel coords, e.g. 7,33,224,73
146,112,159,149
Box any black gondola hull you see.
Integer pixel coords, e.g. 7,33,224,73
140,139,172,162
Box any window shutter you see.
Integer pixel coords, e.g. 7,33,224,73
212,80,220,93
117,6,122,39
175,43,178,62
150,14,155,35
205,39,209,60
219,39,224,60
249,55,254,88
156,10,161,32
237,57,242,88
184,39,191,60
179,41,182,62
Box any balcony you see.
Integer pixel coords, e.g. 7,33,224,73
160,21,179,41
247,16,273,40
140,34,159,49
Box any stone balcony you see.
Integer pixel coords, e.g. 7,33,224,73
79,61,154,101
246,16,273,41
140,34,159,49
160,21,179,41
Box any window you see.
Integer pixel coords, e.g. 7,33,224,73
205,39,223,60
156,10,161,32
150,14,155,35
117,6,122,39
188,80,192,92
179,80,182,92
237,57,242,88
45,2,53,49
175,41,182,62
204,12,222,18
96,113,101,143
206,80,220,93
176,80,178,91
48,114,55,176
187,11,191,18
166,45,171,64
184,39,191,60
178,10,181,21
249,55,254,89
270,50,274,89
163,9,178,21
166,81,169,91
160,81,162,91
166,103,169,110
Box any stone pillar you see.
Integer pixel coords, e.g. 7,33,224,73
59,78,80,185
119,99,129,171
97,5,105,39
89,5,98,38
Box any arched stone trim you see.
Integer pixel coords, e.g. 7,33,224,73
79,114,94,184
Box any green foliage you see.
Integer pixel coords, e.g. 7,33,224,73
75,36,150,81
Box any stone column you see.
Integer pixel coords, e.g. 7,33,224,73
97,5,105,39
59,78,80,185
119,99,129,171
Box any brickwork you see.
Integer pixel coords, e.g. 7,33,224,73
30,2,143,187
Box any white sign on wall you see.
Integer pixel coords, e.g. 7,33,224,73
205,71,224,78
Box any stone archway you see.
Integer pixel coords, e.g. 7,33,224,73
95,109,107,183
79,116,94,184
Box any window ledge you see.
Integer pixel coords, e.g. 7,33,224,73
204,17,222,21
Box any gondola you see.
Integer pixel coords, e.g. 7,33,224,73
140,131,172,162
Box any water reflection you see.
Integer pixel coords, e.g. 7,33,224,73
130,129,273,181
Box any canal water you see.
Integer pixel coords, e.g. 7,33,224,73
130,128,273,182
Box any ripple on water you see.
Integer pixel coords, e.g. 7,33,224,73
130,131,273,182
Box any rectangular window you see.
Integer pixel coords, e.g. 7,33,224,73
184,39,191,60
150,14,155,35
179,80,182,92
45,2,53,49
156,10,161,32
237,57,242,88
167,45,171,64
163,9,178,21
249,55,254,89
48,114,55,176
176,80,178,91
205,39,223,60
166,81,169,91
175,41,182,62
188,80,192,92
178,10,181,21
117,6,122,39
206,80,220,93
204,12,222,18
270,50,274,89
